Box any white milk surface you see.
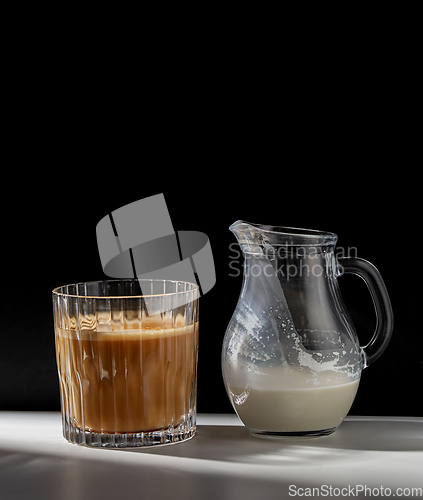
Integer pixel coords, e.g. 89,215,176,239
227,367,360,432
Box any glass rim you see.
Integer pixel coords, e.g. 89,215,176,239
52,279,200,299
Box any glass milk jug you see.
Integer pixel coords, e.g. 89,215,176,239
222,221,393,438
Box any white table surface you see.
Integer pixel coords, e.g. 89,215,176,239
0,412,422,500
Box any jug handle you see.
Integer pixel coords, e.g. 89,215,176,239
337,257,394,368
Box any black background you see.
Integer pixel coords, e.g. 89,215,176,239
0,169,421,418
0,38,421,417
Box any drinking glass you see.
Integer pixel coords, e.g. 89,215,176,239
52,279,199,447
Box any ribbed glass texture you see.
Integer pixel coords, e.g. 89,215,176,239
52,279,199,447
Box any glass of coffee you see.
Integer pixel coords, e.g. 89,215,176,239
52,279,199,447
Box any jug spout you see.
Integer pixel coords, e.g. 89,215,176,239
229,220,260,253
229,219,249,236
229,220,272,254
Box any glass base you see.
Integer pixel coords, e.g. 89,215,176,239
62,414,196,448
250,427,337,439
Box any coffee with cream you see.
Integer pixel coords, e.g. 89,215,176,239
56,314,198,434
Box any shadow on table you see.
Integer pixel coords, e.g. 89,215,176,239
0,418,421,500
120,418,423,465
